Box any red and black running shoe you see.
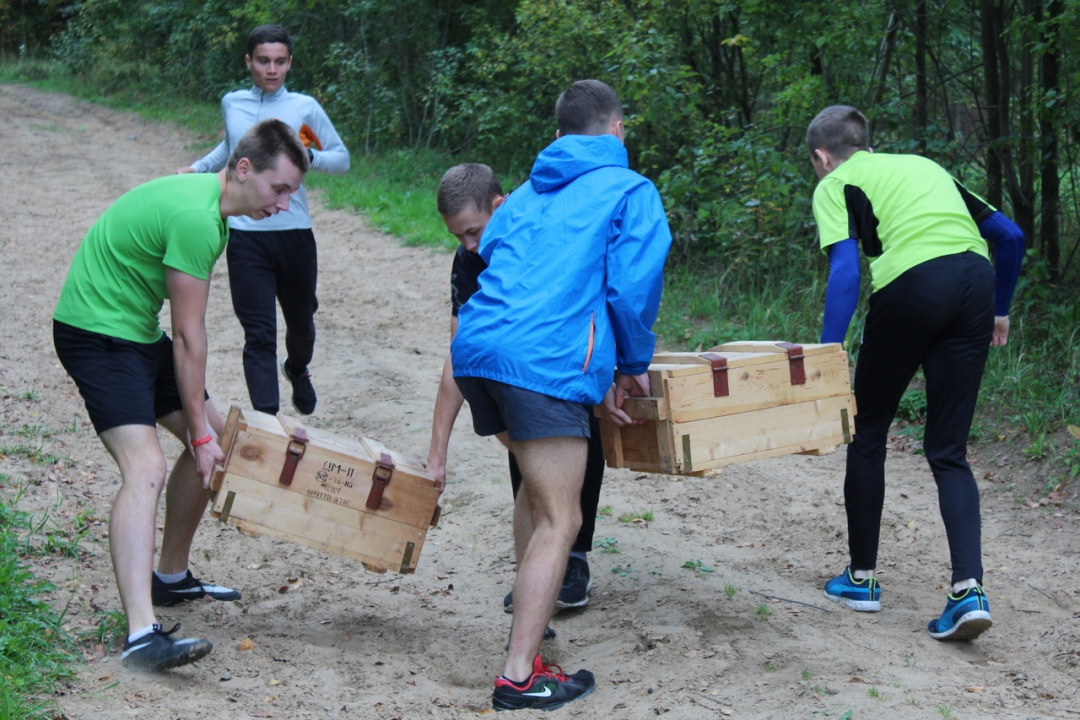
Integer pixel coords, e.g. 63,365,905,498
492,655,595,711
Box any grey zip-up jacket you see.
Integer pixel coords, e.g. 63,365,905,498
192,85,350,232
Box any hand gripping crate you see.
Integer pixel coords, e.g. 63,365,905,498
210,406,442,573
598,341,856,476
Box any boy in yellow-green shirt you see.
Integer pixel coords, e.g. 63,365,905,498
808,105,1024,641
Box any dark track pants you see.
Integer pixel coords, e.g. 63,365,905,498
227,228,319,414
509,414,606,554
845,251,994,585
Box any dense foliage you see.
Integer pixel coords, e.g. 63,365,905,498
4,1,1076,274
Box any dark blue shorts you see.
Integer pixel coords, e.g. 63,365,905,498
454,376,591,442
53,320,201,434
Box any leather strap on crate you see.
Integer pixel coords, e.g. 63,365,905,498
366,453,394,510
278,427,309,486
698,352,729,397
777,342,806,385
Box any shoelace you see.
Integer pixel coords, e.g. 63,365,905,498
152,622,183,636
536,661,568,682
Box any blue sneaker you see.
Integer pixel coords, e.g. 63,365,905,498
927,586,992,640
824,567,882,612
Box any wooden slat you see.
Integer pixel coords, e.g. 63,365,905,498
211,472,427,572
598,416,626,468
210,405,243,493
618,397,667,421
671,395,855,474
275,412,306,440
663,350,852,423
224,427,441,529
709,341,840,357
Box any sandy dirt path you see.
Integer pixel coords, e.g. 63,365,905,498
1,84,1078,719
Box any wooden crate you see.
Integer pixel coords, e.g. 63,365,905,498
599,341,856,476
210,406,442,573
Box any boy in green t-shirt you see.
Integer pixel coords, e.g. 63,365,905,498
54,119,309,672
807,105,1024,641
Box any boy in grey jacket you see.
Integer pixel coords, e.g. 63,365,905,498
179,23,349,415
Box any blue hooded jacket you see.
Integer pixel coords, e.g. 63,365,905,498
451,134,672,405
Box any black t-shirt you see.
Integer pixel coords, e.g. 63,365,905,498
450,245,489,317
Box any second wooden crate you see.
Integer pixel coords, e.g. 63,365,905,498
599,341,856,475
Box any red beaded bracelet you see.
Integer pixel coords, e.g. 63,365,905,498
191,434,213,447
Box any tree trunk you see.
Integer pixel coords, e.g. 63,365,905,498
1040,0,1061,279
869,10,900,138
980,0,1003,208
914,0,928,151
1011,0,1038,245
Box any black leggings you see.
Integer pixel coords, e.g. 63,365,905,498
508,414,605,554
846,252,994,585
227,228,319,413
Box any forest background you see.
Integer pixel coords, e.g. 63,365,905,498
2,0,1079,492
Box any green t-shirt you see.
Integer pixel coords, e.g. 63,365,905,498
812,151,989,292
54,174,229,343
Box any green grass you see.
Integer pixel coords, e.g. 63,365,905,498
305,152,454,251
617,509,654,523
0,488,81,718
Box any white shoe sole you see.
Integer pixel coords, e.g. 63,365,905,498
556,577,594,610
929,610,993,640
824,590,882,612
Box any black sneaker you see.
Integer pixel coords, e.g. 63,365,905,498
152,570,241,607
504,557,593,613
556,556,592,610
121,623,212,672
282,359,317,415
493,655,595,711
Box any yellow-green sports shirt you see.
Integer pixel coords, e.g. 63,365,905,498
812,151,989,292
54,174,228,343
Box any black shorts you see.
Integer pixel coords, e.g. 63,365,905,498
53,320,198,434
454,376,591,442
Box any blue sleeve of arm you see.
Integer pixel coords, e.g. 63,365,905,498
821,239,860,344
977,211,1025,316
607,186,673,376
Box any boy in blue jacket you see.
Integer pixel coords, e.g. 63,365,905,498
428,163,607,619
452,80,672,711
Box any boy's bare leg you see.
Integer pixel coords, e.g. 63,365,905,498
99,425,170,632
156,403,225,574
512,486,534,565
496,431,535,566
504,436,586,682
